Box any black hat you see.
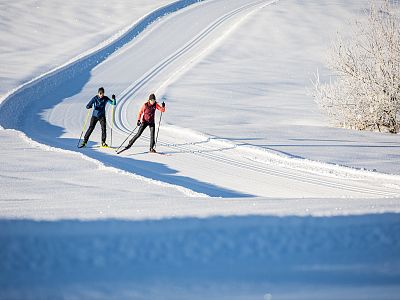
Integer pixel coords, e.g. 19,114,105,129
149,93,156,101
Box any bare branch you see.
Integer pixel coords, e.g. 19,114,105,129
312,0,400,133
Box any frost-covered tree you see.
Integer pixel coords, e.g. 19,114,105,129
313,1,400,133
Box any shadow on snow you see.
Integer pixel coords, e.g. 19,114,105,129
0,213,399,290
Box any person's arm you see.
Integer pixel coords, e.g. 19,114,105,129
86,96,96,109
137,103,146,125
107,95,117,105
156,102,166,112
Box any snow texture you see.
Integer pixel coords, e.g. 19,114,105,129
1,214,400,299
0,0,400,298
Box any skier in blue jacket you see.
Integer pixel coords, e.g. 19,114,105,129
79,87,116,148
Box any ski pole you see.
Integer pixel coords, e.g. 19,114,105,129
115,125,139,153
77,109,91,148
110,96,116,147
154,111,163,150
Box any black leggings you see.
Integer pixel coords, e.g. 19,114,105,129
84,116,106,143
127,122,155,149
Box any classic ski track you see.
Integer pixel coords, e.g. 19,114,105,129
138,135,399,197
120,0,271,102
113,0,275,130
110,0,400,198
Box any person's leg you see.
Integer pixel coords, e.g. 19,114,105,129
83,116,98,143
149,123,155,150
99,116,107,143
126,123,148,149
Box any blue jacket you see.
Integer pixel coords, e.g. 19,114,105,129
86,95,116,118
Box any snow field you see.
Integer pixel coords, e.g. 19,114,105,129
1,0,400,298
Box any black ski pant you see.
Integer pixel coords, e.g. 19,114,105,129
127,122,155,150
84,115,106,143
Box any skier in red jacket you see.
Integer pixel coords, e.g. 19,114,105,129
123,93,165,153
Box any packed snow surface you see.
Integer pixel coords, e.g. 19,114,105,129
1,0,400,299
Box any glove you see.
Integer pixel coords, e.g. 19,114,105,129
162,101,165,108
112,94,116,100
86,104,91,109
137,120,141,126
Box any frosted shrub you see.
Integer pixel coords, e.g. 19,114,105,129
313,1,400,133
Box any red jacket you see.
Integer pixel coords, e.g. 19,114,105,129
138,101,165,124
